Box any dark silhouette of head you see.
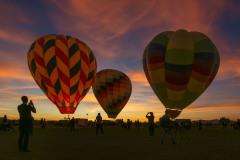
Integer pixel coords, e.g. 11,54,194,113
21,96,28,104
98,113,101,116
150,112,153,116
165,109,169,115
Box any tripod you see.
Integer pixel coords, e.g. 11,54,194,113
173,121,190,141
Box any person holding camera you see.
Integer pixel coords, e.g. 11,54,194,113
146,112,155,137
96,113,104,135
18,96,36,152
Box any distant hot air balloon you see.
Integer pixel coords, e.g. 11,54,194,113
92,69,132,119
143,29,220,119
27,34,97,114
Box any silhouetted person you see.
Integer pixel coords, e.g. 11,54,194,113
135,120,140,130
198,120,202,130
2,115,8,131
70,117,75,131
146,112,155,136
18,96,36,152
127,119,132,130
121,119,126,129
40,118,46,129
160,110,176,144
96,113,104,135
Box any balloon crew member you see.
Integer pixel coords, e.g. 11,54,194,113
96,113,104,135
18,96,36,152
160,110,176,144
146,112,155,136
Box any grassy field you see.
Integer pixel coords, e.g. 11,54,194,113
0,126,239,160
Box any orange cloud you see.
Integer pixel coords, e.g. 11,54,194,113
0,65,33,81
183,104,240,120
81,92,98,103
216,51,240,80
0,108,15,111
0,28,33,46
128,71,149,86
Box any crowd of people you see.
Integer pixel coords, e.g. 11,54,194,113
1,95,240,153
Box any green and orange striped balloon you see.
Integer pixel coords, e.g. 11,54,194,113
92,69,132,119
143,29,220,119
27,34,97,114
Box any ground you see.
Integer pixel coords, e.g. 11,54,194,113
0,126,239,160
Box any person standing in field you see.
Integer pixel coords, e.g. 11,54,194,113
70,117,75,131
160,110,176,144
146,112,155,136
96,113,104,135
18,96,36,152
127,119,132,130
2,115,8,131
198,120,203,130
40,118,46,129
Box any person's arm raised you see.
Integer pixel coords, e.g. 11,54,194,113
29,101,36,113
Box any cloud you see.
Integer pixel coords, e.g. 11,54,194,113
0,2,31,25
0,65,33,82
0,50,38,100
48,0,156,60
218,55,240,80
159,0,225,32
48,0,230,67
128,71,149,86
182,104,240,120
81,92,98,103
51,0,152,39
0,28,34,46
0,108,15,111
0,2,35,45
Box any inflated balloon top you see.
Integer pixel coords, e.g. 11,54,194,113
92,69,132,119
27,34,97,114
143,29,220,119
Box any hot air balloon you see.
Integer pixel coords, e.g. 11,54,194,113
92,69,132,119
27,34,97,114
143,29,220,119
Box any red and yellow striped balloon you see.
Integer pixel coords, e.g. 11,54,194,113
27,34,97,114
143,29,220,119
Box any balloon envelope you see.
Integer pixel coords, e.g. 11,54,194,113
92,69,132,119
27,34,97,114
143,29,220,118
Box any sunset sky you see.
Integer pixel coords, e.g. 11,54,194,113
1,0,240,122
